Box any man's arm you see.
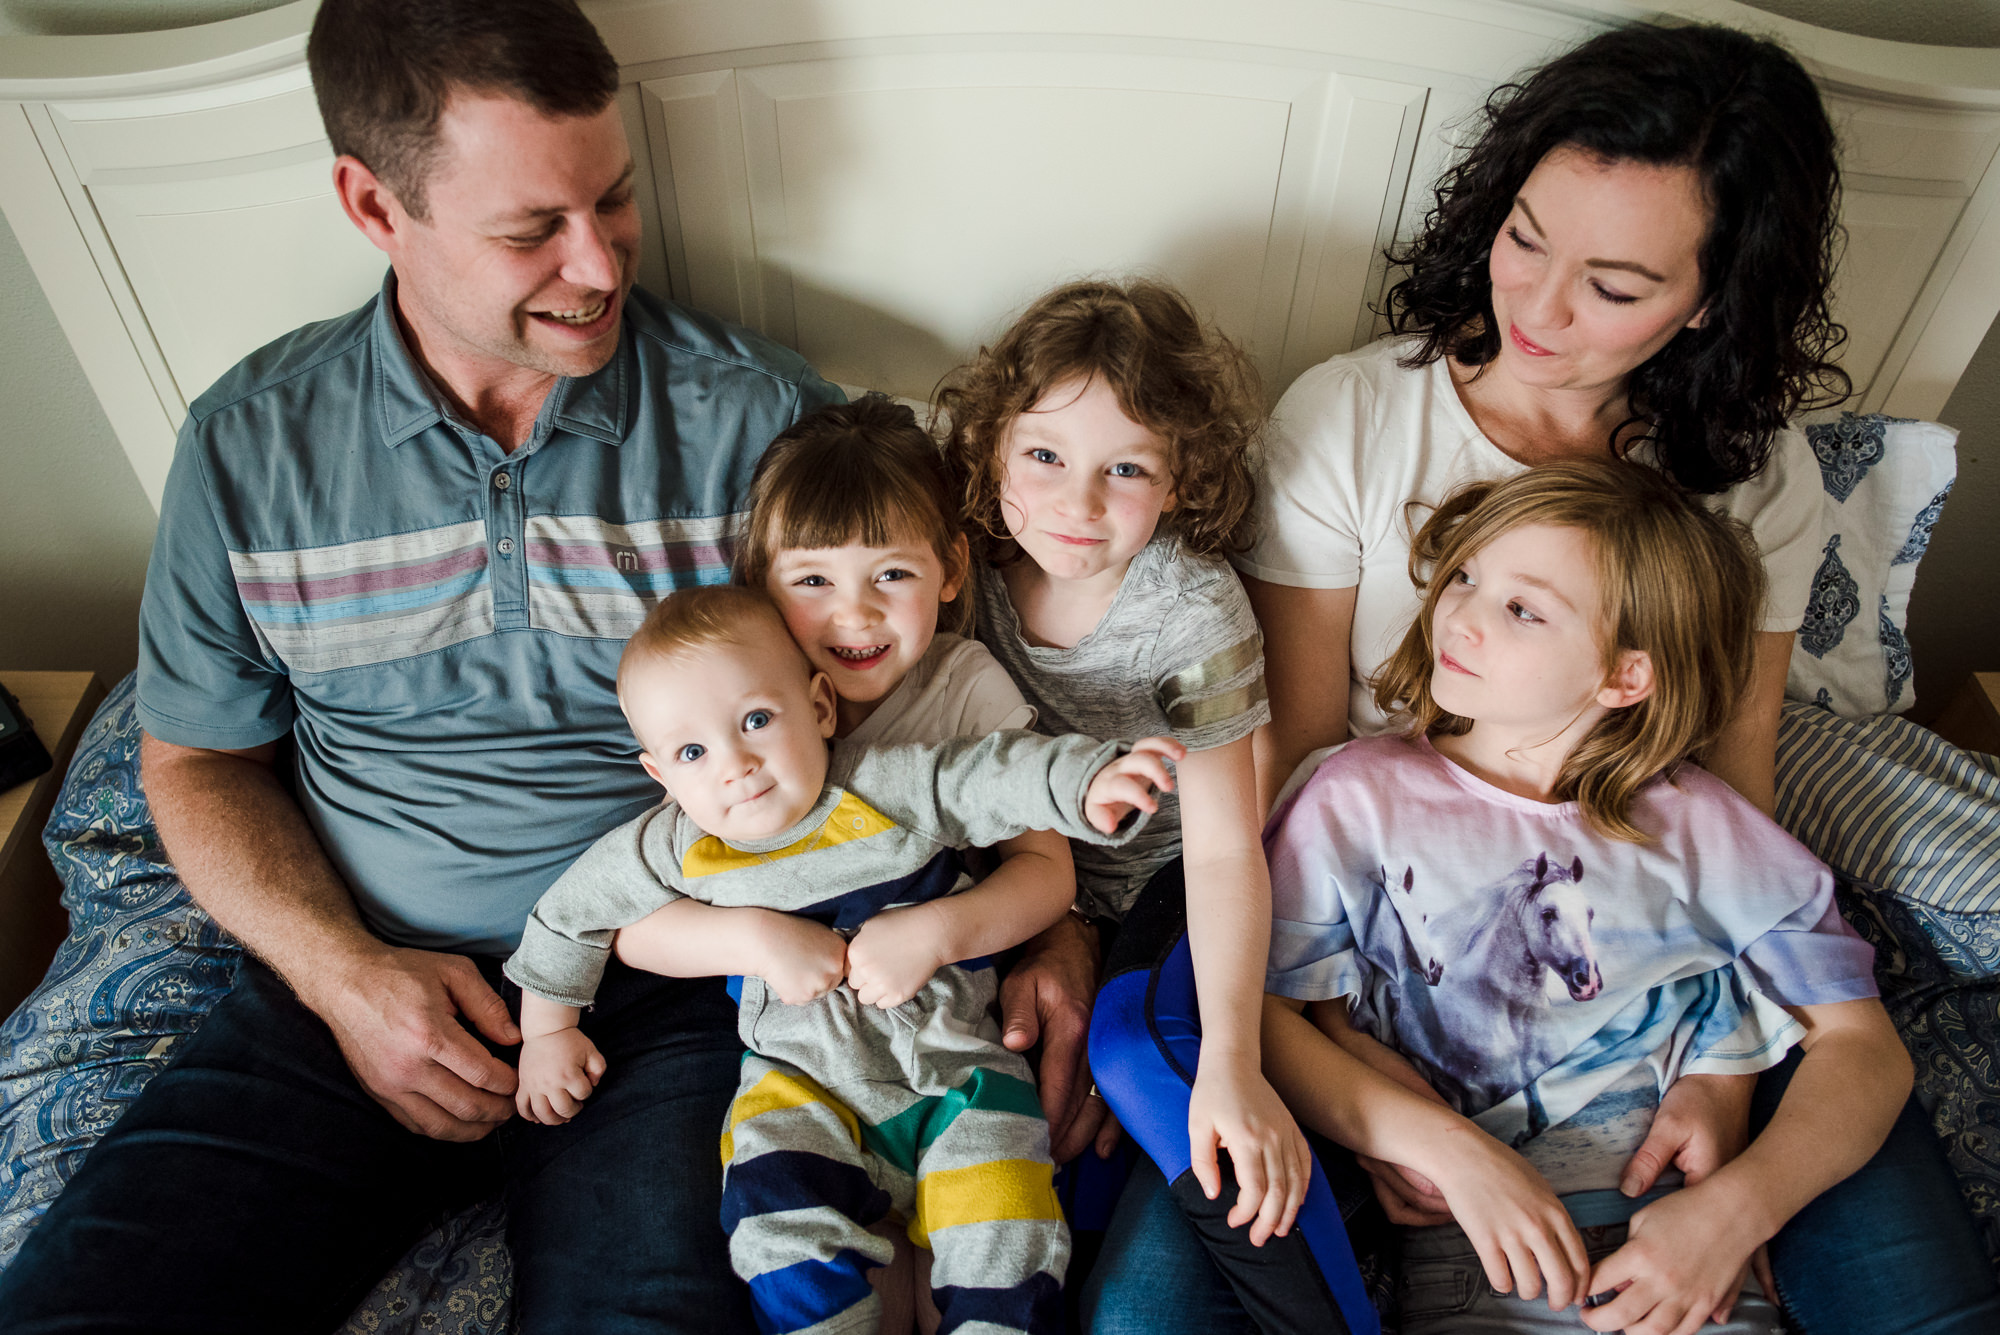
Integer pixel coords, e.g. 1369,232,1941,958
142,732,520,1141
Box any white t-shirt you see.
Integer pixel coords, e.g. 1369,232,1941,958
840,631,1036,746
1235,338,1824,737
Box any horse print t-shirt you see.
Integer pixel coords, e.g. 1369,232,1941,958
1265,734,1878,1196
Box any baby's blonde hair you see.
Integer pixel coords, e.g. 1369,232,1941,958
616,585,803,715
1370,459,1765,841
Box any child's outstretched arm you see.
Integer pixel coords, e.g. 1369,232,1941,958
1264,994,1592,1309
1581,998,1911,1335
1171,735,1311,1247
846,829,1073,1008
613,900,847,1006
516,991,607,1126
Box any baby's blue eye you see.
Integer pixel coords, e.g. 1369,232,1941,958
1029,448,1060,465
676,743,705,763
1109,462,1144,479
744,709,772,732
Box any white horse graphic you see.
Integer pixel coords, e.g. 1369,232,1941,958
1421,853,1602,1117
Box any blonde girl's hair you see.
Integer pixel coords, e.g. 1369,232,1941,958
935,278,1262,563
734,393,972,634
1370,459,1766,841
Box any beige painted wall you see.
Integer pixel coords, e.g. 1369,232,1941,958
1,0,1997,714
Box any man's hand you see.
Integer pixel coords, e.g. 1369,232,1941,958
517,1027,607,1126
302,945,521,1142
1000,913,1117,1162
750,911,849,1007
1083,737,1186,835
846,905,947,1009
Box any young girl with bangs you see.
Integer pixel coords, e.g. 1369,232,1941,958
1242,462,1909,1335
937,280,1311,1267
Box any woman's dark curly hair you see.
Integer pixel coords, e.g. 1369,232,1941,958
1384,22,1849,494
935,279,1261,561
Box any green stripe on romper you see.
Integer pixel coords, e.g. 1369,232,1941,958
860,1068,1047,1176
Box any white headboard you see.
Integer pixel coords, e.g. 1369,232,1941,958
2,0,1996,510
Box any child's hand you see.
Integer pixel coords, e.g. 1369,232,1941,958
1084,737,1187,835
1580,1177,1768,1335
1429,1130,1590,1311
846,904,947,1009
752,911,849,1006
1187,1055,1311,1247
515,1028,606,1126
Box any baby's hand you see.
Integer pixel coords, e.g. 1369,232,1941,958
1084,737,1187,835
1188,1056,1310,1247
754,911,849,1006
846,904,948,1009
1580,1177,1768,1334
1430,1131,1590,1311
516,1028,606,1126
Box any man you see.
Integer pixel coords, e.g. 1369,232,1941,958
0,2,835,1330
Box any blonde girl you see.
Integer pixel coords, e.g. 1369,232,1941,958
938,279,1310,1252
1234,461,1909,1335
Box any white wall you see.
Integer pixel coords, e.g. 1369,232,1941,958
1,0,1997,714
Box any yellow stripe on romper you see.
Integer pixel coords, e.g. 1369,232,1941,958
719,1068,861,1164
907,1159,1061,1248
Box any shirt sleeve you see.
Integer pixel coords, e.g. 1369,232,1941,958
841,731,1144,852
1263,766,1368,1003
1232,357,1371,589
1150,558,1270,752
135,419,296,750
503,806,689,1007
1723,426,1824,634
1737,879,1880,1007
939,638,1038,736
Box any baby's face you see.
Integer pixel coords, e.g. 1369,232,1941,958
627,614,838,841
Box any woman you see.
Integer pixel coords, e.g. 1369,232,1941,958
1085,22,1998,1335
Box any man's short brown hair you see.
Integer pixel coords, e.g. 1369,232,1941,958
308,0,620,220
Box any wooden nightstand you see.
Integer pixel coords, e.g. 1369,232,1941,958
0,671,107,1017
1934,673,2000,757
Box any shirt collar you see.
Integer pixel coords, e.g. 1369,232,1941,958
372,269,633,449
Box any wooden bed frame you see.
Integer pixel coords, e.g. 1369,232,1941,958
0,0,1996,510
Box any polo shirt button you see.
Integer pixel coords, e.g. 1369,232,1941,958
494,472,511,490
497,538,515,555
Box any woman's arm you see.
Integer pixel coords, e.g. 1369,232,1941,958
1699,630,1793,817
1242,578,1358,814
1582,998,1912,1334
1176,734,1310,1244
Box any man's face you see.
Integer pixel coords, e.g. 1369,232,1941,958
389,91,640,381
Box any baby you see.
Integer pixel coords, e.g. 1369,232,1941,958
503,584,1181,1335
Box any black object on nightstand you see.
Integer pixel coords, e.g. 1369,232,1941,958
0,683,53,793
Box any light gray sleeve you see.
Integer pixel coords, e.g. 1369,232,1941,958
501,804,689,1008
1150,562,1271,752
837,730,1149,852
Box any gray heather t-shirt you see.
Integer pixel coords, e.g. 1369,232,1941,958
975,536,1270,918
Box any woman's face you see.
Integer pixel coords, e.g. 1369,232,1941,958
1486,147,1711,396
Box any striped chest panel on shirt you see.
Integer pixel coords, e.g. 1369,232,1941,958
525,513,743,639
229,513,746,672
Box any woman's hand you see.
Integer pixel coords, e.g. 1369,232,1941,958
1581,1177,1768,1335
1188,1053,1311,1246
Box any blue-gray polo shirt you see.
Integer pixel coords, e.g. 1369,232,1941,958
137,274,843,955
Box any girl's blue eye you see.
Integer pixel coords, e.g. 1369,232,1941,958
744,709,772,732
796,574,829,587
878,568,913,583
1449,567,1473,587
676,743,705,763
1109,462,1145,479
1506,600,1541,624
1029,448,1060,465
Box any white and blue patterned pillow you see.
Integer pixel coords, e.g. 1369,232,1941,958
0,674,511,1332
1789,412,1956,716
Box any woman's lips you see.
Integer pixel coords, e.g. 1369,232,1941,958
1509,323,1555,357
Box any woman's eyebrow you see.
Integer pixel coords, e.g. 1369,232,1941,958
1513,196,1667,282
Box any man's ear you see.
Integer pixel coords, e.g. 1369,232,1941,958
809,671,839,739
939,533,971,604
332,154,412,255
1597,649,1656,710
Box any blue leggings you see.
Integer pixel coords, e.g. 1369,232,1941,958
1087,860,1380,1335
1086,864,2000,1335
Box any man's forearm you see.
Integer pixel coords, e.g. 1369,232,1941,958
142,732,382,1005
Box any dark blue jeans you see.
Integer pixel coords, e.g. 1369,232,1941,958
0,954,754,1334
